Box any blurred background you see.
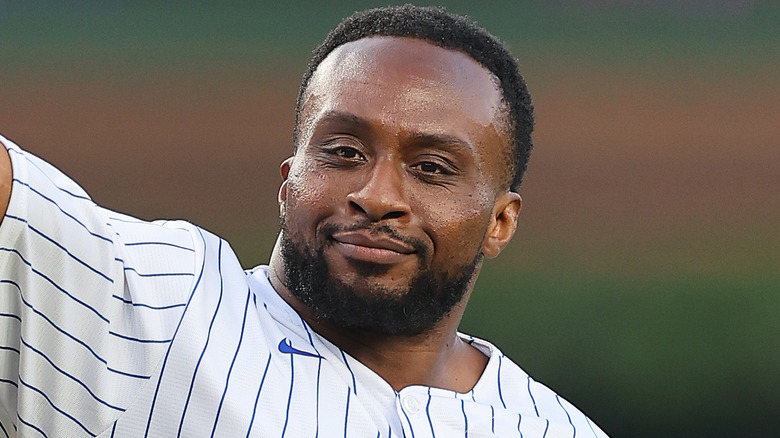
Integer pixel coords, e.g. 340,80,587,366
1,1,777,436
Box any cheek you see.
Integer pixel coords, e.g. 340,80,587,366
287,158,336,203
411,190,493,265
283,165,338,236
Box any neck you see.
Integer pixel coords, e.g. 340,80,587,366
268,242,488,392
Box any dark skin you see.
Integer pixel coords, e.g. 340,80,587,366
0,145,11,219
267,37,522,393
0,37,523,393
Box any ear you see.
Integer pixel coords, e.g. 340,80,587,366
481,191,522,259
278,157,294,215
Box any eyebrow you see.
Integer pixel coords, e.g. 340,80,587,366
316,110,372,131
315,110,474,153
406,132,473,154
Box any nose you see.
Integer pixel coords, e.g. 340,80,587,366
346,159,411,222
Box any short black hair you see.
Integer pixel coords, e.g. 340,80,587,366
293,4,534,191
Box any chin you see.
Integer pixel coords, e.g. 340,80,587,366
281,231,480,335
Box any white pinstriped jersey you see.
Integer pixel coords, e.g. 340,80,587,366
0,135,607,437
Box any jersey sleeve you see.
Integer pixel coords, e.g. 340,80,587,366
0,136,202,437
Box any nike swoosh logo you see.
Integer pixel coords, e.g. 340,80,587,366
278,338,323,358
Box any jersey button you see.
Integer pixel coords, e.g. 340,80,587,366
402,395,421,415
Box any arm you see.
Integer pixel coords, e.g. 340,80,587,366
0,144,11,221
0,137,198,435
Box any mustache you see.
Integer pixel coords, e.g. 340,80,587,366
320,222,429,257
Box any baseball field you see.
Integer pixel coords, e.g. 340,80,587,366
1,2,778,436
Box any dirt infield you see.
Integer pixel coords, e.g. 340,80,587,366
1,66,777,273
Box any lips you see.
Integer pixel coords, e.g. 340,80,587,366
331,229,416,263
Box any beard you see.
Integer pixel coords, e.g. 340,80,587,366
279,220,481,336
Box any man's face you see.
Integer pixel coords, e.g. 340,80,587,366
278,36,519,335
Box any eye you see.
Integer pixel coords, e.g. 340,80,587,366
335,146,360,159
412,157,455,176
418,161,443,173
409,156,458,187
317,140,366,167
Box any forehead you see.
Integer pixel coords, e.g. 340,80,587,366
301,36,507,145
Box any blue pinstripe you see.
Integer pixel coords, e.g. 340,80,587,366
517,414,523,437
301,319,323,438
491,405,496,433
10,178,112,243
5,214,113,282
245,353,272,438
400,396,416,438
0,247,110,323
125,241,195,252
340,349,357,395
0,312,22,322
556,394,576,437
108,331,171,344
104,216,150,225
144,230,208,437
343,386,351,438
17,413,48,438
123,266,194,278
111,294,187,310
315,357,322,438
0,418,9,438
5,280,123,374
585,417,599,436
177,237,225,437
19,337,125,411
0,345,20,355
527,376,540,416
106,366,151,380
497,355,507,409
426,388,436,437
0,378,18,388
8,148,92,201
461,399,468,438
281,353,295,437
210,287,252,437
18,376,98,436
4,279,149,378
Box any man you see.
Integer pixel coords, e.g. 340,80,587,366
0,5,607,437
